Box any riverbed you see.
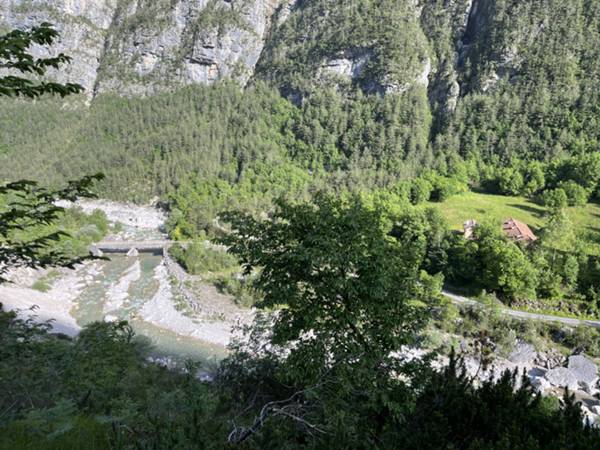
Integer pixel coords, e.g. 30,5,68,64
1,200,234,369
71,252,228,366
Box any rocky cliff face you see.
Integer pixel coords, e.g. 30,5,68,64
0,0,117,92
0,0,282,95
95,0,281,95
0,0,525,106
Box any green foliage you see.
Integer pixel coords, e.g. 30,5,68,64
449,223,540,302
219,194,441,387
0,23,83,98
170,241,238,275
0,177,105,281
477,225,539,301
429,175,468,202
0,308,225,449
0,24,107,281
558,180,590,207
0,81,433,207
212,275,258,308
522,162,547,197
410,177,432,204
258,0,430,96
540,188,568,211
167,161,312,238
441,1,600,164
497,167,525,196
399,356,598,450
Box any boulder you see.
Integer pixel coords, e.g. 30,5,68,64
535,349,565,369
544,367,579,391
508,342,537,365
528,367,547,379
581,381,600,397
127,247,139,257
568,355,599,386
90,245,103,257
531,376,552,393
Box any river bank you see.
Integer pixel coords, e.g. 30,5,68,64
1,199,248,362
0,262,103,336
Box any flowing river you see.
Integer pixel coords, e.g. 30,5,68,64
70,251,227,368
2,201,234,370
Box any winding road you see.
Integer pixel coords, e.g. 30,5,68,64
442,290,600,329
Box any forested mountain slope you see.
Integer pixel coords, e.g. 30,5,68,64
1,0,599,201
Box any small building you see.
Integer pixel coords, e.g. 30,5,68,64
463,219,478,240
502,218,538,243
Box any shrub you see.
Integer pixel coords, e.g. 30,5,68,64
497,167,525,196
540,188,568,210
410,178,432,204
558,181,589,206
212,275,258,307
522,162,546,196
430,176,467,202
170,241,238,275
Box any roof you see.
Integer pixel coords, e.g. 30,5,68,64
502,218,538,243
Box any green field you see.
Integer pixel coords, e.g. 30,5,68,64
426,191,600,255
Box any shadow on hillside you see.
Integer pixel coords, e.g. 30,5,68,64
507,203,545,218
587,227,600,244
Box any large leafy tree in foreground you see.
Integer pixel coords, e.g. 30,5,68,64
219,194,442,444
220,194,440,376
0,23,101,281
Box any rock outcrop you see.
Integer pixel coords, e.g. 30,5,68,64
95,0,281,95
0,0,281,95
0,0,485,101
568,355,599,387
0,0,584,130
544,367,580,391
0,0,118,92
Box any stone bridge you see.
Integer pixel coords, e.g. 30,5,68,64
90,240,176,255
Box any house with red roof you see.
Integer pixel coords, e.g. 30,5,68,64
502,218,538,243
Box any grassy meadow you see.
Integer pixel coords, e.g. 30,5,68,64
426,191,600,255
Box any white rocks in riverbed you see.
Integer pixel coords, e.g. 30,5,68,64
0,263,99,336
528,367,547,378
581,381,600,397
90,245,104,257
103,260,141,313
127,247,139,257
56,199,167,231
535,349,565,369
140,263,232,346
196,371,215,383
568,355,599,387
544,367,579,391
147,356,178,370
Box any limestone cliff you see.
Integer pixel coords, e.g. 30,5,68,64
0,0,282,95
0,0,528,109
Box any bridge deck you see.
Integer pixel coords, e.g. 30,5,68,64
92,240,175,254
